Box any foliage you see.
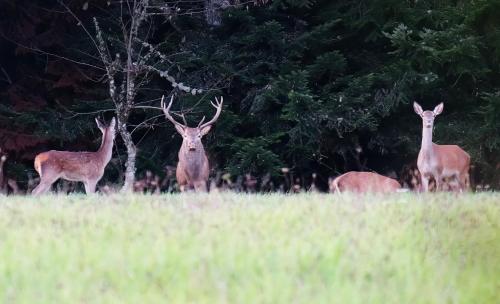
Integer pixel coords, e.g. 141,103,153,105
0,0,499,189
176,0,500,184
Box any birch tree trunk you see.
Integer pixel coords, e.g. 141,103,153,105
117,116,137,192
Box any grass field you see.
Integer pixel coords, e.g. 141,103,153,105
0,193,498,303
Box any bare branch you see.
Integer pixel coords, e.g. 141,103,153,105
130,113,165,135
0,32,106,71
58,1,108,61
147,66,204,95
0,67,12,84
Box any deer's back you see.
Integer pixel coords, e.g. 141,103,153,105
35,150,103,180
434,144,470,173
334,171,401,193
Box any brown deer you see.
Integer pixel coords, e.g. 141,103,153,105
32,117,116,195
413,102,470,192
329,171,402,193
161,95,223,192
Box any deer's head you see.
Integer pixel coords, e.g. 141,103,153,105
161,95,223,152
413,102,443,129
95,117,116,140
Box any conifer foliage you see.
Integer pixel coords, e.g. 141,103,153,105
0,0,498,190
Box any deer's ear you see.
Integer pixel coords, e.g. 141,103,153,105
200,125,212,136
433,102,444,115
174,124,185,135
95,118,105,131
413,102,423,115
109,117,116,130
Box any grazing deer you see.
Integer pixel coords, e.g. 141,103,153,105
32,117,116,195
161,95,223,192
329,171,402,193
413,102,470,192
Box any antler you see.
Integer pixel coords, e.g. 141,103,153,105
199,96,223,129
161,95,187,129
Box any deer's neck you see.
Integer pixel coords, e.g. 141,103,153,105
420,124,434,155
179,143,207,178
97,131,114,164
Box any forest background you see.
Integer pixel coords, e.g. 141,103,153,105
0,0,499,192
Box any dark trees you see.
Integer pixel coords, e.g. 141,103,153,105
0,0,499,190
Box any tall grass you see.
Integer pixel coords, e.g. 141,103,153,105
0,193,498,303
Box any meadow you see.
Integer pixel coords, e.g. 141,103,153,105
0,193,498,303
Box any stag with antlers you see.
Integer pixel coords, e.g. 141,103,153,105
161,95,223,192
31,118,116,195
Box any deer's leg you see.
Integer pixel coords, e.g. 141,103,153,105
420,175,430,192
450,175,461,192
434,176,441,192
178,180,191,192
457,174,467,192
464,173,470,191
459,172,470,192
84,180,97,194
32,182,52,196
32,175,59,196
176,165,189,192
194,181,208,192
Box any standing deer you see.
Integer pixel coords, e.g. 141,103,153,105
161,95,223,192
32,117,116,195
329,171,402,193
413,102,470,192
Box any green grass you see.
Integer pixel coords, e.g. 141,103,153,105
0,193,498,303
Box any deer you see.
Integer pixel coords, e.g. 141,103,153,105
161,95,223,192
413,102,470,192
329,171,402,193
31,117,116,195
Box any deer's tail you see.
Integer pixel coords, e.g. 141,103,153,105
34,153,49,178
331,176,341,193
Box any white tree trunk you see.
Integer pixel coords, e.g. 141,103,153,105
117,117,136,192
